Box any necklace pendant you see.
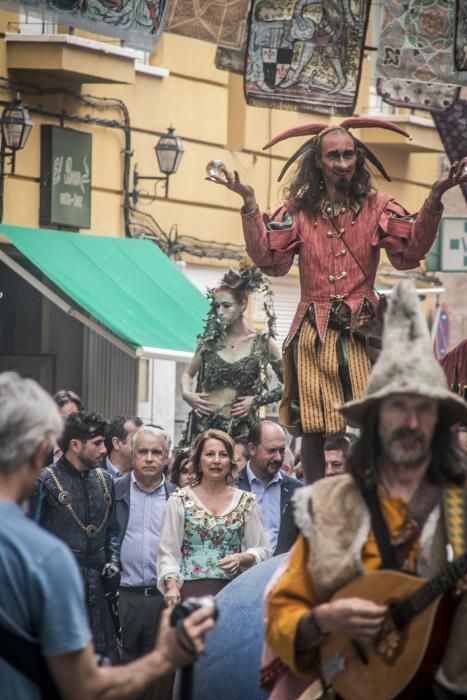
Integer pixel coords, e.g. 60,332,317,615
86,524,98,538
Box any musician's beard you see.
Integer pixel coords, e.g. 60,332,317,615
381,427,431,469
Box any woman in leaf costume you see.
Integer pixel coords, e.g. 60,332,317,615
180,262,283,444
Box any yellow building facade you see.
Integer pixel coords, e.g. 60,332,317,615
0,10,445,243
0,5,448,435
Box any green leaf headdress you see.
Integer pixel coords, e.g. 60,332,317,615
197,260,277,355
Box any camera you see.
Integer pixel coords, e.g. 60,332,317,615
170,595,219,627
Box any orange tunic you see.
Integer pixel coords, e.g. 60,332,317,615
265,494,419,679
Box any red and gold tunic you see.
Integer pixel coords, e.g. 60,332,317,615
242,193,442,434
243,192,441,343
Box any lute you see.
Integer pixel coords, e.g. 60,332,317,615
319,551,467,700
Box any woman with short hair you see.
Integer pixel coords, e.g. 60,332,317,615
169,448,193,488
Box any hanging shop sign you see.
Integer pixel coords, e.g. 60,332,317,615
40,125,92,230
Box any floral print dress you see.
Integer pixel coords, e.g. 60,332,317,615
179,488,255,581
157,486,272,592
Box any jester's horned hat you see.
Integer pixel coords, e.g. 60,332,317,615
262,118,412,183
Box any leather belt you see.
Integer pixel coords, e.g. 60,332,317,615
307,299,375,334
120,585,159,597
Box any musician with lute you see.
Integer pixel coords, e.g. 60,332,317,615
263,281,467,700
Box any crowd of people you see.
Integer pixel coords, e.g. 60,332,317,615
1,361,354,700
1,117,467,700
0,376,216,700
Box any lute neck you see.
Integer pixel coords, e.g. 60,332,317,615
392,552,467,628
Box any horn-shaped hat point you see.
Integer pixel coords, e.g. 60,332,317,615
339,118,412,141
262,123,329,150
263,118,412,152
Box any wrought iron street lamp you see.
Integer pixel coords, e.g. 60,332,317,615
132,127,184,203
0,93,33,222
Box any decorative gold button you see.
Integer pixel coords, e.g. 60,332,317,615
326,231,334,238
58,491,72,505
329,275,336,283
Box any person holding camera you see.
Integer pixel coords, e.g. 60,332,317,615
0,373,217,700
158,429,272,606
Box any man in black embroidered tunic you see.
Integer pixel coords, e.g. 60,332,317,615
33,411,121,663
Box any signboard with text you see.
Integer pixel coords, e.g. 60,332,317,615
425,217,467,272
40,126,92,230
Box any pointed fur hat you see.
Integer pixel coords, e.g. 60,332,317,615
340,281,467,427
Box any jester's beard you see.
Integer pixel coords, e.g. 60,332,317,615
335,178,352,194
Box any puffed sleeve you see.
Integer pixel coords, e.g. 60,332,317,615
374,198,443,271
156,494,185,593
265,534,319,678
242,501,273,564
242,205,302,276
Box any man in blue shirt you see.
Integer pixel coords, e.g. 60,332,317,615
116,426,175,663
0,372,216,700
237,420,303,553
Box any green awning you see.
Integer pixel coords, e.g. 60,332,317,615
1,225,209,358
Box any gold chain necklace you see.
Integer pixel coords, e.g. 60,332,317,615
320,198,360,219
45,466,112,538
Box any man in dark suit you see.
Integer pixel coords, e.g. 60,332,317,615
115,426,175,674
104,415,143,479
236,420,303,555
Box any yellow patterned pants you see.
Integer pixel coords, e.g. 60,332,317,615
279,316,372,437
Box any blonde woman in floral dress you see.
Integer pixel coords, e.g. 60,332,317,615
157,429,272,606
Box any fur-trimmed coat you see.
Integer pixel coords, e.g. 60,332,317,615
266,474,467,694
